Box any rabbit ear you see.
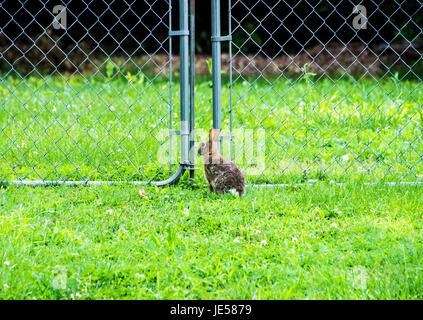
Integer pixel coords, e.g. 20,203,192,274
216,128,222,138
209,128,220,155
209,128,221,141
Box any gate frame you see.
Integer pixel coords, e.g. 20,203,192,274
211,0,232,156
153,0,197,186
153,0,195,186
0,0,197,188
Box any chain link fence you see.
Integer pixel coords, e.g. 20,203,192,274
0,0,179,184
227,0,423,184
1,0,423,186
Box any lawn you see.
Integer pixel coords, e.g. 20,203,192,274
0,181,422,299
1,69,422,184
1,67,423,300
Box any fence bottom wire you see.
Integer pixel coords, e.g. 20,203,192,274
2,179,422,188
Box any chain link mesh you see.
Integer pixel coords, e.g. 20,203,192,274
0,0,176,183
2,0,422,185
229,0,423,184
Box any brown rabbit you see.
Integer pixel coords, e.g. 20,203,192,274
198,128,245,196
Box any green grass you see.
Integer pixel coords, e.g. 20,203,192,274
0,181,422,299
1,71,422,184
1,69,422,299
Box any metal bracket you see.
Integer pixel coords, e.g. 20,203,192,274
170,130,190,136
169,130,180,135
169,30,190,36
211,35,232,42
220,135,233,141
180,161,200,171
169,130,199,169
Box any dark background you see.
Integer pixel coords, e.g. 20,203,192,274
0,0,422,75
1,0,422,54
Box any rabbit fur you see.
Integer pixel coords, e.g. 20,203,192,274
197,128,245,196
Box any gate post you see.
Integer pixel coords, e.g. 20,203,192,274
153,0,191,186
211,0,222,138
211,0,232,154
189,0,196,179
179,0,190,168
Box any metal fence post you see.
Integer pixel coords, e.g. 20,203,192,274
153,0,190,186
180,0,190,167
169,0,174,174
189,0,196,179
211,0,222,152
228,0,233,161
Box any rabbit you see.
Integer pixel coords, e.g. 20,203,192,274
197,128,245,196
